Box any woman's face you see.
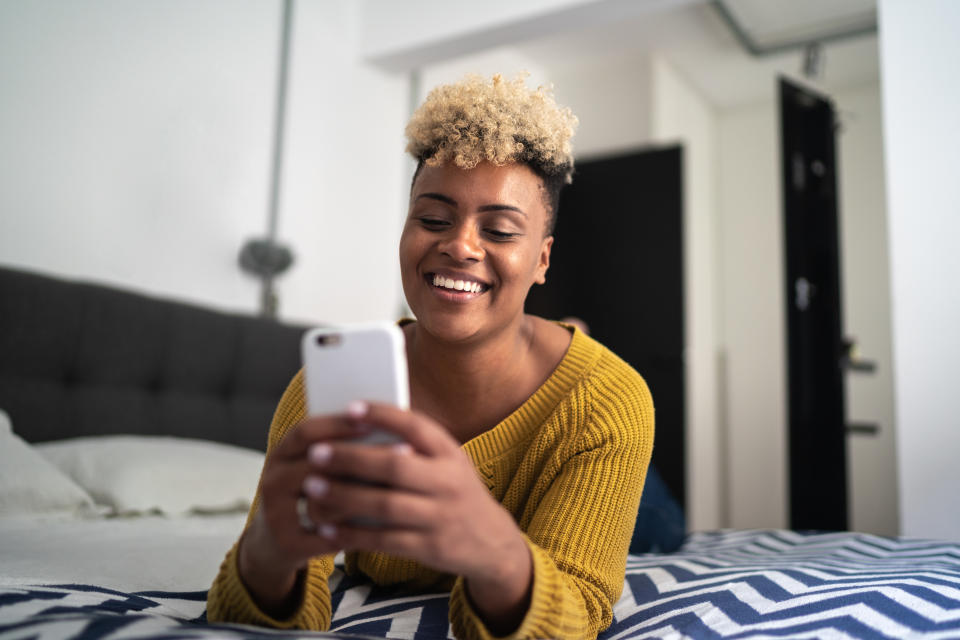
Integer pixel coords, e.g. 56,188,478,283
399,161,553,344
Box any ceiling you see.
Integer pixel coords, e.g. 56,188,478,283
511,0,880,109
720,0,876,51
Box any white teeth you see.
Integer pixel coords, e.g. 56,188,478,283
431,275,484,293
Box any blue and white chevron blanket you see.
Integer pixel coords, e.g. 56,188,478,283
2,530,959,639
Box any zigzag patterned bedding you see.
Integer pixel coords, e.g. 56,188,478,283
2,530,959,639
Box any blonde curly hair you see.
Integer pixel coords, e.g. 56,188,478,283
405,73,578,231
406,72,577,180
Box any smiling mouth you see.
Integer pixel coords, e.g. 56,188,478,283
427,273,489,294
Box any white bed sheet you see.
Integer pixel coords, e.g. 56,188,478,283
0,512,247,592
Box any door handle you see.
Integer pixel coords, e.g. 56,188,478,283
841,338,877,373
847,422,880,435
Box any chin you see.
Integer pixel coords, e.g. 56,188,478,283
414,312,485,344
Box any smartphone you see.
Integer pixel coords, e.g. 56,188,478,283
301,323,409,445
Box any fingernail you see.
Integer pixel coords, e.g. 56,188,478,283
308,443,332,465
346,400,368,418
319,524,337,539
303,475,328,498
394,443,413,455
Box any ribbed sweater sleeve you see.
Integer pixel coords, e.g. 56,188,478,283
449,336,655,639
206,371,338,629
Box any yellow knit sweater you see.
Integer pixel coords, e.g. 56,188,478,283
207,327,654,639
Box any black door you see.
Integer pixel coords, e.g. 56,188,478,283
780,77,847,531
525,147,685,510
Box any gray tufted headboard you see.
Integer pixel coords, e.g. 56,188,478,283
0,266,308,451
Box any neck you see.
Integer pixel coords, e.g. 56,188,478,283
408,317,534,391
405,316,538,434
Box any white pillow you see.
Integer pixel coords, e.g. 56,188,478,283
36,435,265,516
0,409,98,516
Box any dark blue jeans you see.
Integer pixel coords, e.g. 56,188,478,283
630,464,686,554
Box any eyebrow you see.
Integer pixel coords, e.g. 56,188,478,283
416,193,527,217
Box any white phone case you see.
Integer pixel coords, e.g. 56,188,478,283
301,323,409,445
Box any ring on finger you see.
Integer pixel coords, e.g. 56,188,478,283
296,495,317,533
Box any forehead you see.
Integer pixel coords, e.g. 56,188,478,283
411,161,546,215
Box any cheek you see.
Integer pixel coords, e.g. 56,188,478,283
500,248,544,290
398,229,420,274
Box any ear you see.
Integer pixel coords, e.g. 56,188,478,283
534,235,553,285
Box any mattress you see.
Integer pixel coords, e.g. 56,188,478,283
0,513,247,592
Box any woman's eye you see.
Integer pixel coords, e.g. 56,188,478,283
419,217,449,230
485,229,519,240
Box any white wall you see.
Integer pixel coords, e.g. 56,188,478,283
360,0,703,71
277,0,407,325
547,55,652,159
415,44,653,160
650,56,723,531
879,0,960,541
0,0,408,325
416,48,551,104
716,100,788,529
362,0,592,66
834,83,897,537
0,0,276,313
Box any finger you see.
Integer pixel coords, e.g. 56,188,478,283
321,522,428,558
301,475,437,528
306,441,433,491
266,416,376,498
252,491,342,562
273,415,372,460
259,418,383,545
346,401,458,457
260,453,313,500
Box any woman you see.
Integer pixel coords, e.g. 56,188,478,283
207,73,654,639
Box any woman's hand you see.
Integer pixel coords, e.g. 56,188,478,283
237,415,369,618
301,401,533,631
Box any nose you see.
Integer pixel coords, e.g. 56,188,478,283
438,223,484,263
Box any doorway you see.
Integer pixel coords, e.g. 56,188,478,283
525,146,686,511
780,77,847,531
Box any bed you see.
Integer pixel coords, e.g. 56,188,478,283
2,265,959,639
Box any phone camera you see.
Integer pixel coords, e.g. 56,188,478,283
315,333,342,347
